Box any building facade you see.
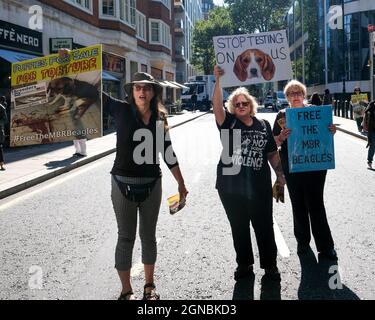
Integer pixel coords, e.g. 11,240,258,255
0,0,178,101
285,0,375,99
201,0,215,20
174,0,203,84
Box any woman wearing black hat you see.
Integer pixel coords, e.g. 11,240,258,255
103,72,189,300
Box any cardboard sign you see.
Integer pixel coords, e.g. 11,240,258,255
286,106,335,173
213,30,293,88
10,44,102,147
351,93,368,105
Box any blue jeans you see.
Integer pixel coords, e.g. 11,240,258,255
368,131,375,164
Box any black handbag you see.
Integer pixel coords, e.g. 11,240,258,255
113,175,158,203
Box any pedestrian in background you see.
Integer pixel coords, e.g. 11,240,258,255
103,72,189,300
351,87,366,132
191,90,197,113
73,138,87,157
273,80,338,260
310,92,322,106
322,89,333,106
212,65,285,282
363,101,375,169
0,99,7,171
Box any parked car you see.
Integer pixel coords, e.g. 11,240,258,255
264,95,274,108
272,91,289,111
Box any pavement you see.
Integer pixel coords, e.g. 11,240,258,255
0,110,368,200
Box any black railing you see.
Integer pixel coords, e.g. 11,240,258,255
333,100,353,120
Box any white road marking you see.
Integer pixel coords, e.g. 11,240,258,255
0,161,104,211
131,238,162,277
273,218,290,258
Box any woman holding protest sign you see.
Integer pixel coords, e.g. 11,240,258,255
272,80,338,260
351,87,367,133
212,65,285,282
59,47,188,300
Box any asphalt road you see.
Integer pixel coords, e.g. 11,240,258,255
0,110,374,300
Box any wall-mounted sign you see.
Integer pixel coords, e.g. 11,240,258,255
0,20,43,54
49,38,73,53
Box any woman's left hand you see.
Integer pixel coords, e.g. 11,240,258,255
329,124,337,134
178,183,189,201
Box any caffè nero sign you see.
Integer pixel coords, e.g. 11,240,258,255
0,20,43,54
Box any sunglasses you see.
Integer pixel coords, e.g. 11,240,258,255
234,101,250,108
288,91,304,97
134,84,153,92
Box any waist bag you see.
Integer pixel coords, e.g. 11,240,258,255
113,175,158,203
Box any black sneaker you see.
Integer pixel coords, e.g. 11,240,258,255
234,265,254,281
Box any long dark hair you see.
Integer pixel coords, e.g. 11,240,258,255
310,92,322,106
128,85,168,130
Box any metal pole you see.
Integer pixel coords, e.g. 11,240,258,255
371,32,374,101
342,0,346,95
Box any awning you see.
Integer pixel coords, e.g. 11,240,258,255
159,80,188,89
102,71,120,82
0,48,38,63
164,81,180,89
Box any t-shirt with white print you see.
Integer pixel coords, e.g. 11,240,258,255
216,111,277,200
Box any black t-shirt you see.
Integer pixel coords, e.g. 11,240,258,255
104,93,178,177
216,111,277,199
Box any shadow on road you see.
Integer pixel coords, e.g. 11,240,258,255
298,248,360,300
232,273,255,300
44,156,80,169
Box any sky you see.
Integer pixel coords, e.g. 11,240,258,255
213,0,224,6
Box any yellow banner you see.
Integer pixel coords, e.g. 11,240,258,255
351,93,368,105
11,44,102,87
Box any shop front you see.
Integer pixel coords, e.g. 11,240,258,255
0,20,43,146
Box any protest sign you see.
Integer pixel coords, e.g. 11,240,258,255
286,106,335,173
351,93,368,105
213,30,293,88
10,44,102,147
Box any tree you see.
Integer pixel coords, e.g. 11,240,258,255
191,7,234,74
224,0,290,33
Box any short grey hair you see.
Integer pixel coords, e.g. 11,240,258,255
226,87,258,116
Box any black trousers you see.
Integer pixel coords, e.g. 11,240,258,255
218,191,277,269
285,170,334,252
0,144,4,163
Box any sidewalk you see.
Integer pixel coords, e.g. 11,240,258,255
333,115,368,141
0,111,208,200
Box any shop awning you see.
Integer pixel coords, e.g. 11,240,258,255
102,71,120,82
0,48,38,63
159,80,188,89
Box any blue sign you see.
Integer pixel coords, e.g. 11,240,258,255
286,105,335,173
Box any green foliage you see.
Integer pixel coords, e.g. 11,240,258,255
224,0,290,33
191,7,235,74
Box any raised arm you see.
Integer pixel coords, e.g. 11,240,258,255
212,65,226,126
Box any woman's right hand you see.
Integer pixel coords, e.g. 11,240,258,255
214,65,224,81
279,128,291,143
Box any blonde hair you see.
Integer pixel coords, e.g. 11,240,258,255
227,87,258,116
284,80,307,98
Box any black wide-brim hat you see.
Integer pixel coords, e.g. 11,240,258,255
124,72,163,97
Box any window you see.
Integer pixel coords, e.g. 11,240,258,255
136,12,147,41
64,0,92,13
119,0,136,26
149,19,171,49
102,0,115,16
151,22,160,42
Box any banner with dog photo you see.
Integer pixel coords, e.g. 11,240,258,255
213,30,293,88
10,44,102,147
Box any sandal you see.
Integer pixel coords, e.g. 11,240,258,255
118,290,135,300
143,283,160,300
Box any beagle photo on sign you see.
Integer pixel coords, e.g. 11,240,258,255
233,49,276,82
